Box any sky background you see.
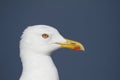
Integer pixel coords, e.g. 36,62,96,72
0,0,120,80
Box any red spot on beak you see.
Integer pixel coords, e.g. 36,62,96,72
73,46,80,51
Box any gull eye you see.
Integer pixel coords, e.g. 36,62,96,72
42,33,49,39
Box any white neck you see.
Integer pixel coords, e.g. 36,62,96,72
19,50,59,80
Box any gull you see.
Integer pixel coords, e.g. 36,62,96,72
19,25,85,80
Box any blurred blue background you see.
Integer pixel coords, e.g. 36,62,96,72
0,0,120,80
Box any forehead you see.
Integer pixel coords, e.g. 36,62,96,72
24,25,59,34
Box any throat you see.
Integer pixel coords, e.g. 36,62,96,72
20,51,59,80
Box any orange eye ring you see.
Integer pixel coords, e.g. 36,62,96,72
42,34,49,39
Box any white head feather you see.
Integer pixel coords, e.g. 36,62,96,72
19,25,84,80
20,25,66,55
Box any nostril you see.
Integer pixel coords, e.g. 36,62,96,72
71,42,76,44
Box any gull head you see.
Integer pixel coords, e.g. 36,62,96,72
20,25,85,55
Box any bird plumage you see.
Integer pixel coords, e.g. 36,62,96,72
19,25,84,80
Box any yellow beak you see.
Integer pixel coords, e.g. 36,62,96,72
56,39,85,51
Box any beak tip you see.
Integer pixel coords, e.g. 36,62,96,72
82,47,85,51
80,48,85,51
82,49,85,51
73,46,85,51
79,45,85,51
79,44,85,51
